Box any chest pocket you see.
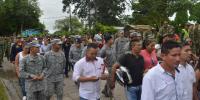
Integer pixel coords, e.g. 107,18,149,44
118,41,127,51
25,56,43,74
83,63,102,77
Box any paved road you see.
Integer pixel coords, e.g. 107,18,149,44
0,58,126,100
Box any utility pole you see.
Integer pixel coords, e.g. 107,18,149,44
88,0,91,33
69,4,72,34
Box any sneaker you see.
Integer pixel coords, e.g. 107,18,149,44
22,96,26,100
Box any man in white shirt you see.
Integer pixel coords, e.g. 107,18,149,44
40,38,51,55
176,43,197,100
141,40,181,100
72,43,108,100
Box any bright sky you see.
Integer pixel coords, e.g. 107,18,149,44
38,0,68,33
38,0,132,33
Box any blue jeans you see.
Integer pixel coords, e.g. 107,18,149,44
19,78,26,96
125,85,141,100
80,97,100,100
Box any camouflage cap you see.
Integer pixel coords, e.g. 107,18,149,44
51,39,63,45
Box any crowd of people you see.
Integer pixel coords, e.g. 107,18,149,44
1,22,200,100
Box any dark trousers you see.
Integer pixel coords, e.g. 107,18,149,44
69,62,75,71
19,78,26,96
64,61,70,76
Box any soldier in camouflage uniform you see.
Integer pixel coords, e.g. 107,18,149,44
124,32,142,52
19,42,47,100
159,21,174,36
69,38,83,70
0,37,6,68
44,39,66,100
4,37,11,61
113,32,129,60
100,34,115,97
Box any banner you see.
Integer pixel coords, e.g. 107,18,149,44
22,29,40,37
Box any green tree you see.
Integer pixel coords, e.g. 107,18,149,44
190,2,200,23
131,0,196,28
53,30,70,36
132,0,171,27
54,16,83,35
93,23,117,34
0,0,44,36
62,0,126,26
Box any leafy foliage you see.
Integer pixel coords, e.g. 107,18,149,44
93,23,117,34
54,16,83,35
190,2,200,23
132,0,171,27
62,0,126,26
0,0,44,36
53,30,70,36
131,0,199,27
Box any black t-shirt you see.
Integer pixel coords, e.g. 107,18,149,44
118,53,144,86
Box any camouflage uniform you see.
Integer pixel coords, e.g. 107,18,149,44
69,44,83,67
113,37,129,60
44,50,66,100
159,25,174,36
0,37,5,67
123,41,130,52
4,37,11,61
99,44,115,97
19,54,47,100
81,46,87,58
100,45,115,68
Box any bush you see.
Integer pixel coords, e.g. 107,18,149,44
93,23,117,34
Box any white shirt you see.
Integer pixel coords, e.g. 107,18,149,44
72,57,104,100
18,52,28,65
19,52,25,62
141,64,179,100
40,44,51,54
176,63,196,100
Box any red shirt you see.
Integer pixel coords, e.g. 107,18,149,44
140,49,158,70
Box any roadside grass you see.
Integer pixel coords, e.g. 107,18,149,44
0,80,8,100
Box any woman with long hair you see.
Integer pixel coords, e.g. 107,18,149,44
15,43,30,100
140,39,158,73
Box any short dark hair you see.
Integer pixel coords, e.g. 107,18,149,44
129,39,141,50
142,39,155,49
104,33,112,43
161,40,181,54
87,43,98,50
180,42,190,48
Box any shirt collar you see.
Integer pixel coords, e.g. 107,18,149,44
178,63,189,68
157,64,165,73
158,63,180,79
85,57,98,62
